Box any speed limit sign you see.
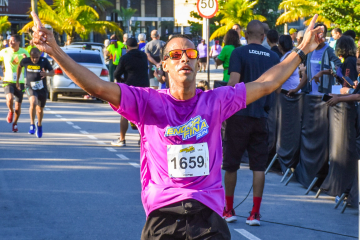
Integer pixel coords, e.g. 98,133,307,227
197,0,219,19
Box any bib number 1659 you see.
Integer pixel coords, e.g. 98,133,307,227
170,155,205,170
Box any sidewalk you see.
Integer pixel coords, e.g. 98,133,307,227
196,59,224,88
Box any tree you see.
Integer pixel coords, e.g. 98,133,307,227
210,0,266,40
113,7,137,34
85,0,113,14
318,0,360,36
188,11,223,38
0,16,11,34
20,0,122,43
253,0,282,29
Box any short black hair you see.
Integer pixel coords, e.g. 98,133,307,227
279,35,293,52
343,30,356,40
30,47,40,55
10,34,21,43
161,34,192,61
267,29,279,44
314,23,327,36
335,35,356,58
332,28,342,34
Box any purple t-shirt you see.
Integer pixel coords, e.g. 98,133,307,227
310,43,328,94
110,83,247,217
197,43,207,58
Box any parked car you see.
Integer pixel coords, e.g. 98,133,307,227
47,48,109,101
69,42,104,50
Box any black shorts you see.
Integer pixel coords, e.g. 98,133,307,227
141,200,231,240
26,88,47,108
223,115,269,172
199,57,207,63
4,83,24,103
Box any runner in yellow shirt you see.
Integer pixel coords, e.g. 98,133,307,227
0,34,30,132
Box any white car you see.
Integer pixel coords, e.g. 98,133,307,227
47,47,109,101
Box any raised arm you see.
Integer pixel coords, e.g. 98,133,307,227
31,12,121,108
245,15,324,105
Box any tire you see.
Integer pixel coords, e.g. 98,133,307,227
50,91,58,101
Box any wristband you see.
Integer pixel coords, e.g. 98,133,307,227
292,47,306,63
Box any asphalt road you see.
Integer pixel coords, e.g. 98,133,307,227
0,73,358,239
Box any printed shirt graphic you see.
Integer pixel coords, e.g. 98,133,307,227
110,83,247,217
0,47,30,83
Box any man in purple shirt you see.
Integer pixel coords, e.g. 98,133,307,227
31,12,323,240
197,39,208,72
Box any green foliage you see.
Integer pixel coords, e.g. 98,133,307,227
187,11,223,37
318,0,360,37
253,0,282,29
276,0,318,26
113,6,137,30
0,16,11,34
20,0,122,42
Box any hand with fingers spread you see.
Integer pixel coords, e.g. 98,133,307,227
31,12,57,56
297,14,325,54
311,71,323,84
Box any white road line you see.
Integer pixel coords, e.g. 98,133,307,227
55,115,62,117
128,162,140,168
96,141,106,145
73,125,81,129
87,135,97,140
66,121,73,125
45,108,50,111
50,111,56,114
80,130,89,134
105,147,117,152
61,118,67,121
234,229,261,240
116,154,129,160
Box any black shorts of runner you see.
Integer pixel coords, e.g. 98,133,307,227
222,115,269,172
141,199,231,240
26,88,48,108
4,83,24,103
199,57,207,63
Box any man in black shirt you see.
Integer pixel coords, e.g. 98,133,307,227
112,37,150,147
267,29,282,58
223,20,280,225
17,48,54,138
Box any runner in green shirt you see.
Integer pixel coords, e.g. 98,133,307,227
216,30,241,82
106,34,126,82
0,34,30,132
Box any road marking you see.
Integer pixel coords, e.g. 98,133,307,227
61,118,67,121
96,141,106,145
45,108,50,111
105,147,117,152
50,111,56,114
129,162,140,168
73,125,81,129
234,229,261,240
116,154,129,160
55,114,62,117
87,135,97,140
66,121,73,125
80,130,89,134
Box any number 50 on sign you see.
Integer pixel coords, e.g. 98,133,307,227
197,0,219,19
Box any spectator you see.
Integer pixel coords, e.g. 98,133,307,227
266,29,282,58
1,39,8,49
145,29,165,89
289,28,297,44
138,33,147,52
277,35,307,93
196,80,210,91
304,23,341,94
223,20,280,225
215,29,240,82
107,34,126,82
197,39,207,72
297,30,305,46
343,30,356,41
233,24,246,45
210,40,222,69
330,28,342,50
111,37,150,147
327,56,360,106
261,23,271,49
103,39,110,65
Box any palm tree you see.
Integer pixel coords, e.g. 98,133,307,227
276,0,330,27
20,0,122,43
113,7,137,34
210,0,266,41
0,16,11,34
85,0,113,14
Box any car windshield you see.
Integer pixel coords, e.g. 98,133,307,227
67,53,102,64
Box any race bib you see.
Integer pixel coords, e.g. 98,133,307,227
167,143,209,178
30,80,44,90
13,72,17,81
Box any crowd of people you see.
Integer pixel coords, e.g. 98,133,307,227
1,10,358,239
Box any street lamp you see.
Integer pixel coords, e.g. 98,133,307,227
31,0,38,15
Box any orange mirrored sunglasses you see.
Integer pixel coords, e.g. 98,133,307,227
164,49,199,60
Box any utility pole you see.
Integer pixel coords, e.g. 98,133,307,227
31,0,38,15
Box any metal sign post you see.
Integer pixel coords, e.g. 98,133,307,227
197,0,219,86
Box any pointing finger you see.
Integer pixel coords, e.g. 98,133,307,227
31,11,43,29
307,14,318,33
